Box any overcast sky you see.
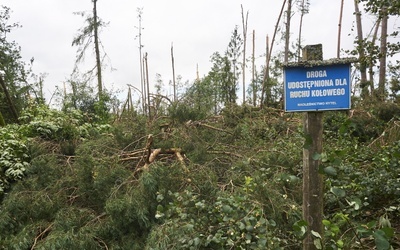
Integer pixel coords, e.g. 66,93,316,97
2,0,385,104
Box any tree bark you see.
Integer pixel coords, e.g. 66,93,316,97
144,53,151,119
264,35,270,106
92,0,103,99
171,43,176,102
284,0,292,63
337,0,344,58
369,17,381,94
137,8,146,115
354,0,369,98
260,0,287,107
0,111,5,127
241,5,249,105
252,30,256,106
378,8,388,101
297,0,306,61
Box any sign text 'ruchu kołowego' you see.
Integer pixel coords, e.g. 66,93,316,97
284,63,351,112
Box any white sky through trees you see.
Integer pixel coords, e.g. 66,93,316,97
2,0,396,104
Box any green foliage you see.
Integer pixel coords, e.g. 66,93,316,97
183,77,220,116
0,101,399,249
19,103,112,140
168,101,207,124
374,102,400,122
0,104,114,198
360,0,400,15
147,177,285,249
0,5,32,124
0,124,29,196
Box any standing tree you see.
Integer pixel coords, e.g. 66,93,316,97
360,0,400,100
378,6,388,100
367,17,381,95
93,0,102,98
241,5,249,105
261,0,287,107
354,0,369,98
72,0,107,102
226,26,243,105
337,0,345,58
251,30,257,106
296,0,310,61
284,0,293,63
135,8,146,115
205,27,243,108
0,6,31,123
209,52,236,107
171,43,177,102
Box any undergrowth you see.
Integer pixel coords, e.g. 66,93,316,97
0,104,399,249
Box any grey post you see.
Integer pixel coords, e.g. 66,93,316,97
302,44,324,250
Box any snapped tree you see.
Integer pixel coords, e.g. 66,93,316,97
72,0,107,102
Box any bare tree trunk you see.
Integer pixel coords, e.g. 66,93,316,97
0,74,19,122
144,52,151,119
354,0,368,98
264,35,270,106
142,55,148,116
252,30,256,106
297,0,306,61
369,17,381,94
171,43,176,102
196,64,200,81
378,8,388,101
70,81,77,109
260,0,287,107
241,5,249,105
136,8,145,114
92,0,103,99
284,0,292,63
337,0,344,58
0,111,5,126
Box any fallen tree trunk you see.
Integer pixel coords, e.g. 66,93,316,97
119,134,187,174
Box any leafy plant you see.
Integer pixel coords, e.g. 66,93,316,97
0,125,29,196
148,177,285,249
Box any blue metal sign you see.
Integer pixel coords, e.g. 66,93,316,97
284,63,351,112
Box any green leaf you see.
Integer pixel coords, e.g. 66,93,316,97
311,230,322,239
156,204,164,212
156,193,164,202
381,227,395,238
336,239,344,248
367,221,377,229
269,219,276,227
324,166,337,176
330,187,346,197
322,219,331,226
313,238,322,249
312,153,321,160
347,198,362,210
293,220,307,239
374,230,390,250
